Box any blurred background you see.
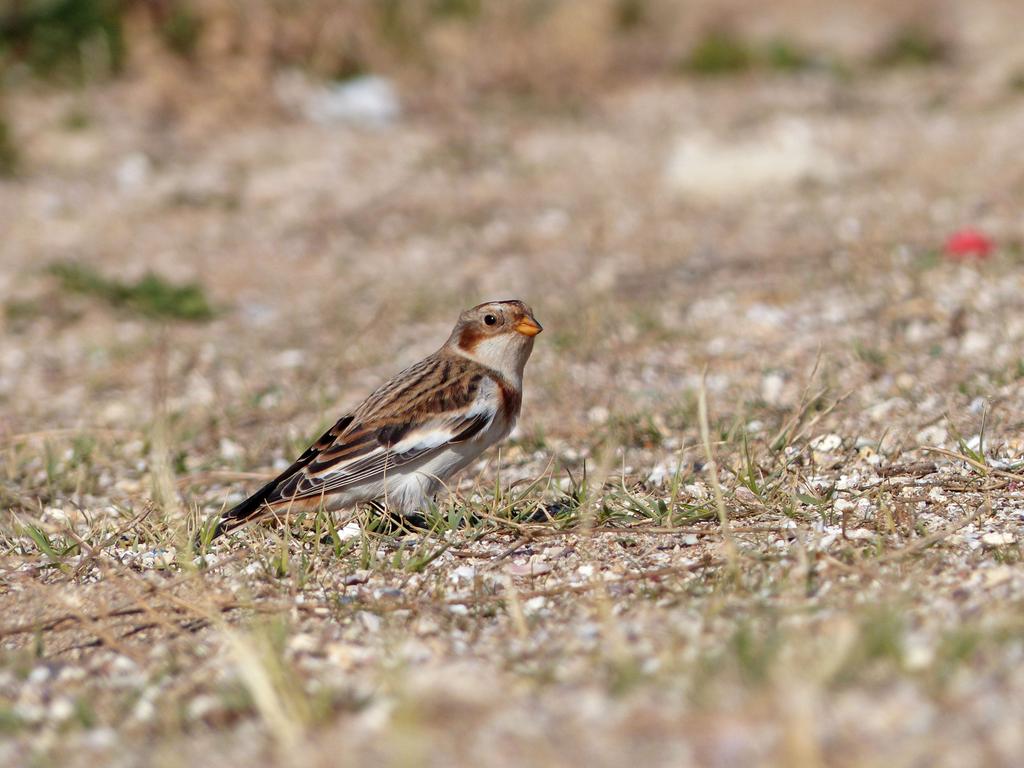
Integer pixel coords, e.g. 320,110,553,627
4,0,1024,397
5,0,1024,506
4,0,1024,458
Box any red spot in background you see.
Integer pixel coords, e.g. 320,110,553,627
945,228,994,260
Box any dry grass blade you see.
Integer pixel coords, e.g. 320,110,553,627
922,446,1024,482
873,500,992,564
223,629,312,753
698,372,738,574
0,551,249,640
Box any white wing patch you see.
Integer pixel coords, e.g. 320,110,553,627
290,381,501,500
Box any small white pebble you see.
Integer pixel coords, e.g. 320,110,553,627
835,474,859,491
684,483,709,499
916,424,947,446
844,528,875,541
110,656,138,676
48,698,75,722
219,438,243,461
761,373,785,405
904,640,934,670
43,506,70,523
834,498,856,514
186,694,220,721
415,617,439,636
358,612,382,632
82,728,117,749
734,486,760,505
982,532,1016,547
13,702,45,724
337,522,363,541
57,666,86,683
810,433,843,452
138,547,176,569
505,560,553,576
132,699,155,722
288,633,319,654
647,460,685,486
523,596,547,614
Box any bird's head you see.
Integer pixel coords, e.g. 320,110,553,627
447,300,542,382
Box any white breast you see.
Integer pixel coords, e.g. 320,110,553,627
381,376,515,513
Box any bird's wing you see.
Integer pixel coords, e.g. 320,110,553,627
271,399,496,502
217,357,499,533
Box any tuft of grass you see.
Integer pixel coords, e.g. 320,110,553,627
874,27,950,68
4,298,44,330
604,410,665,448
764,40,813,72
48,262,216,322
21,522,78,565
62,106,91,131
329,52,369,82
682,31,754,76
0,116,18,177
0,0,125,81
833,607,906,684
0,707,22,734
158,1,204,60
853,342,888,370
1008,70,1024,94
729,621,782,686
224,620,315,751
430,0,481,21
374,0,422,57
681,33,818,78
613,0,647,31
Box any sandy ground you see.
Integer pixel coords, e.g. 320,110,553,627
4,4,1024,765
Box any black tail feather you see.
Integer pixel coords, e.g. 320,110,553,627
209,478,281,539
202,414,355,543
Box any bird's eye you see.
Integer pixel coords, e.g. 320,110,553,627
484,314,498,326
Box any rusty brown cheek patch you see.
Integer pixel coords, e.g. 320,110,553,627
458,325,488,351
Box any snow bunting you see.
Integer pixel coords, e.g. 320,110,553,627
209,300,542,538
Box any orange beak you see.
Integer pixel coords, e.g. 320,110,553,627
514,316,543,337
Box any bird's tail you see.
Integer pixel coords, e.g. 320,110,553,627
204,478,281,541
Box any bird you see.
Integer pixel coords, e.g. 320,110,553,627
207,299,542,539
